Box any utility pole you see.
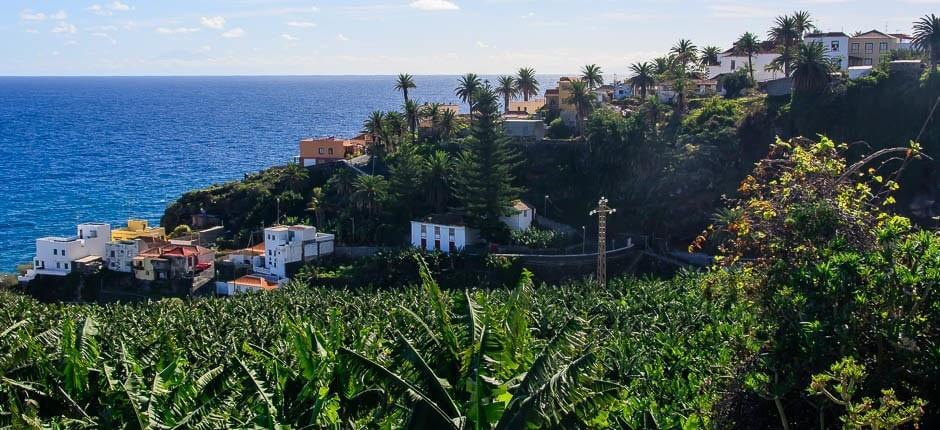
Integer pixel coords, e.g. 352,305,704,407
589,197,616,286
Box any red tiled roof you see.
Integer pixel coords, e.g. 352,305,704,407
233,275,279,291
140,244,211,258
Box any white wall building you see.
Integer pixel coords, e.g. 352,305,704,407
256,225,334,279
504,120,546,141
708,49,782,83
612,83,633,100
499,201,535,232
31,223,111,277
805,32,850,71
105,239,142,273
411,214,478,254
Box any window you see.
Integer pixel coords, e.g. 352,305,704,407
111,251,115,258
864,43,873,54
831,41,840,51
318,147,325,154
851,43,859,53
63,263,68,270
328,148,334,155
421,238,427,249
864,58,873,66
879,42,888,52
56,262,61,269
61,249,65,256
434,239,441,250
449,241,457,253
448,228,455,241
434,226,441,238
730,60,736,70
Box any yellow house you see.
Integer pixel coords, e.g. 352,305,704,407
508,99,545,114
112,219,167,242
849,30,898,67
545,77,579,127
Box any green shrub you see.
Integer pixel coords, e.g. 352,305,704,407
547,118,572,139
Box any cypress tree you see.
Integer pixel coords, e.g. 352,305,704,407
453,86,523,232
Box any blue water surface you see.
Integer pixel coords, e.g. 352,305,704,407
0,75,560,270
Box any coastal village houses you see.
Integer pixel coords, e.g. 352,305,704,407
708,42,782,83
24,223,111,280
545,77,579,128
805,32,851,71
849,30,901,67
132,244,215,282
297,135,369,167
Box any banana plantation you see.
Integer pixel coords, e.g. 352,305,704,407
0,260,755,429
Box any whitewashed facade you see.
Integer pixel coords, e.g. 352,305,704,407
105,240,141,273
708,51,782,83
256,225,334,279
410,215,478,254
500,201,535,232
31,223,111,277
805,32,850,71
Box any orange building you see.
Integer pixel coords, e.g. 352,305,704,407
298,136,367,166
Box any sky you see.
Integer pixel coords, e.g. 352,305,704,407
1,0,932,77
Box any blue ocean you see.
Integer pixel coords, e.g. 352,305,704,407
0,75,561,271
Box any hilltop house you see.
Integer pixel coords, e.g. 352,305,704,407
253,225,335,280
24,223,111,279
508,99,545,115
111,219,167,242
216,274,280,296
544,77,580,127
849,30,899,67
708,42,782,83
297,136,367,167
105,237,166,273
805,32,851,71
499,201,535,232
503,119,546,141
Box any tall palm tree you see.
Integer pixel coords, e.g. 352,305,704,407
629,62,656,99
438,110,457,140
793,42,834,94
734,32,761,84
329,167,357,203
700,46,722,68
496,75,518,113
581,64,604,89
424,150,453,213
670,39,698,71
914,14,940,68
351,174,389,218
455,73,482,118
653,55,677,77
565,79,595,137
792,10,816,39
282,162,309,192
305,187,325,229
394,73,416,103
384,111,405,153
363,111,385,148
403,99,420,140
514,67,540,101
768,15,799,76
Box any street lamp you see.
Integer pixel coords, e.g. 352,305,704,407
543,195,549,218
276,197,280,225
581,226,586,254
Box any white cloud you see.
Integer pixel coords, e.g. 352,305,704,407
409,0,459,11
282,33,299,41
222,27,245,38
51,22,77,34
50,10,68,20
25,28,39,34
88,1,131,16
201,16,226,30
336,34,349,41
156,27,200,35
20,9,47,21
476,41,489,48
92,32,118,44
287,21,316,28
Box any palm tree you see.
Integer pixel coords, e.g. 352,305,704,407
700,46,722,68
565,79,595,137
394,73,416,103
769,15,799,76
514,67,540,101
793,42,834,94
363,111,385,148
305,187,325,229
328,167,357,203
734,32,761,84
438,110,457,140
653,55,677,77
670,39,698,71
351,175,389,218
424,150,453,212
455,73,482,115
282,162,309,192
581,64,604,89
914,14,940,68
629,62,656,99
384,111,405,149
403,99,420,140
496,75,517,113
793,10,816,39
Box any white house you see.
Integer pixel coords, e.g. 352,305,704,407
499,201,535,232
411,214,479,254
805,32,850,71
105,239,143,273
255,225,334,279
612,83,633,101
30,223,111,277
708,45,782,83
